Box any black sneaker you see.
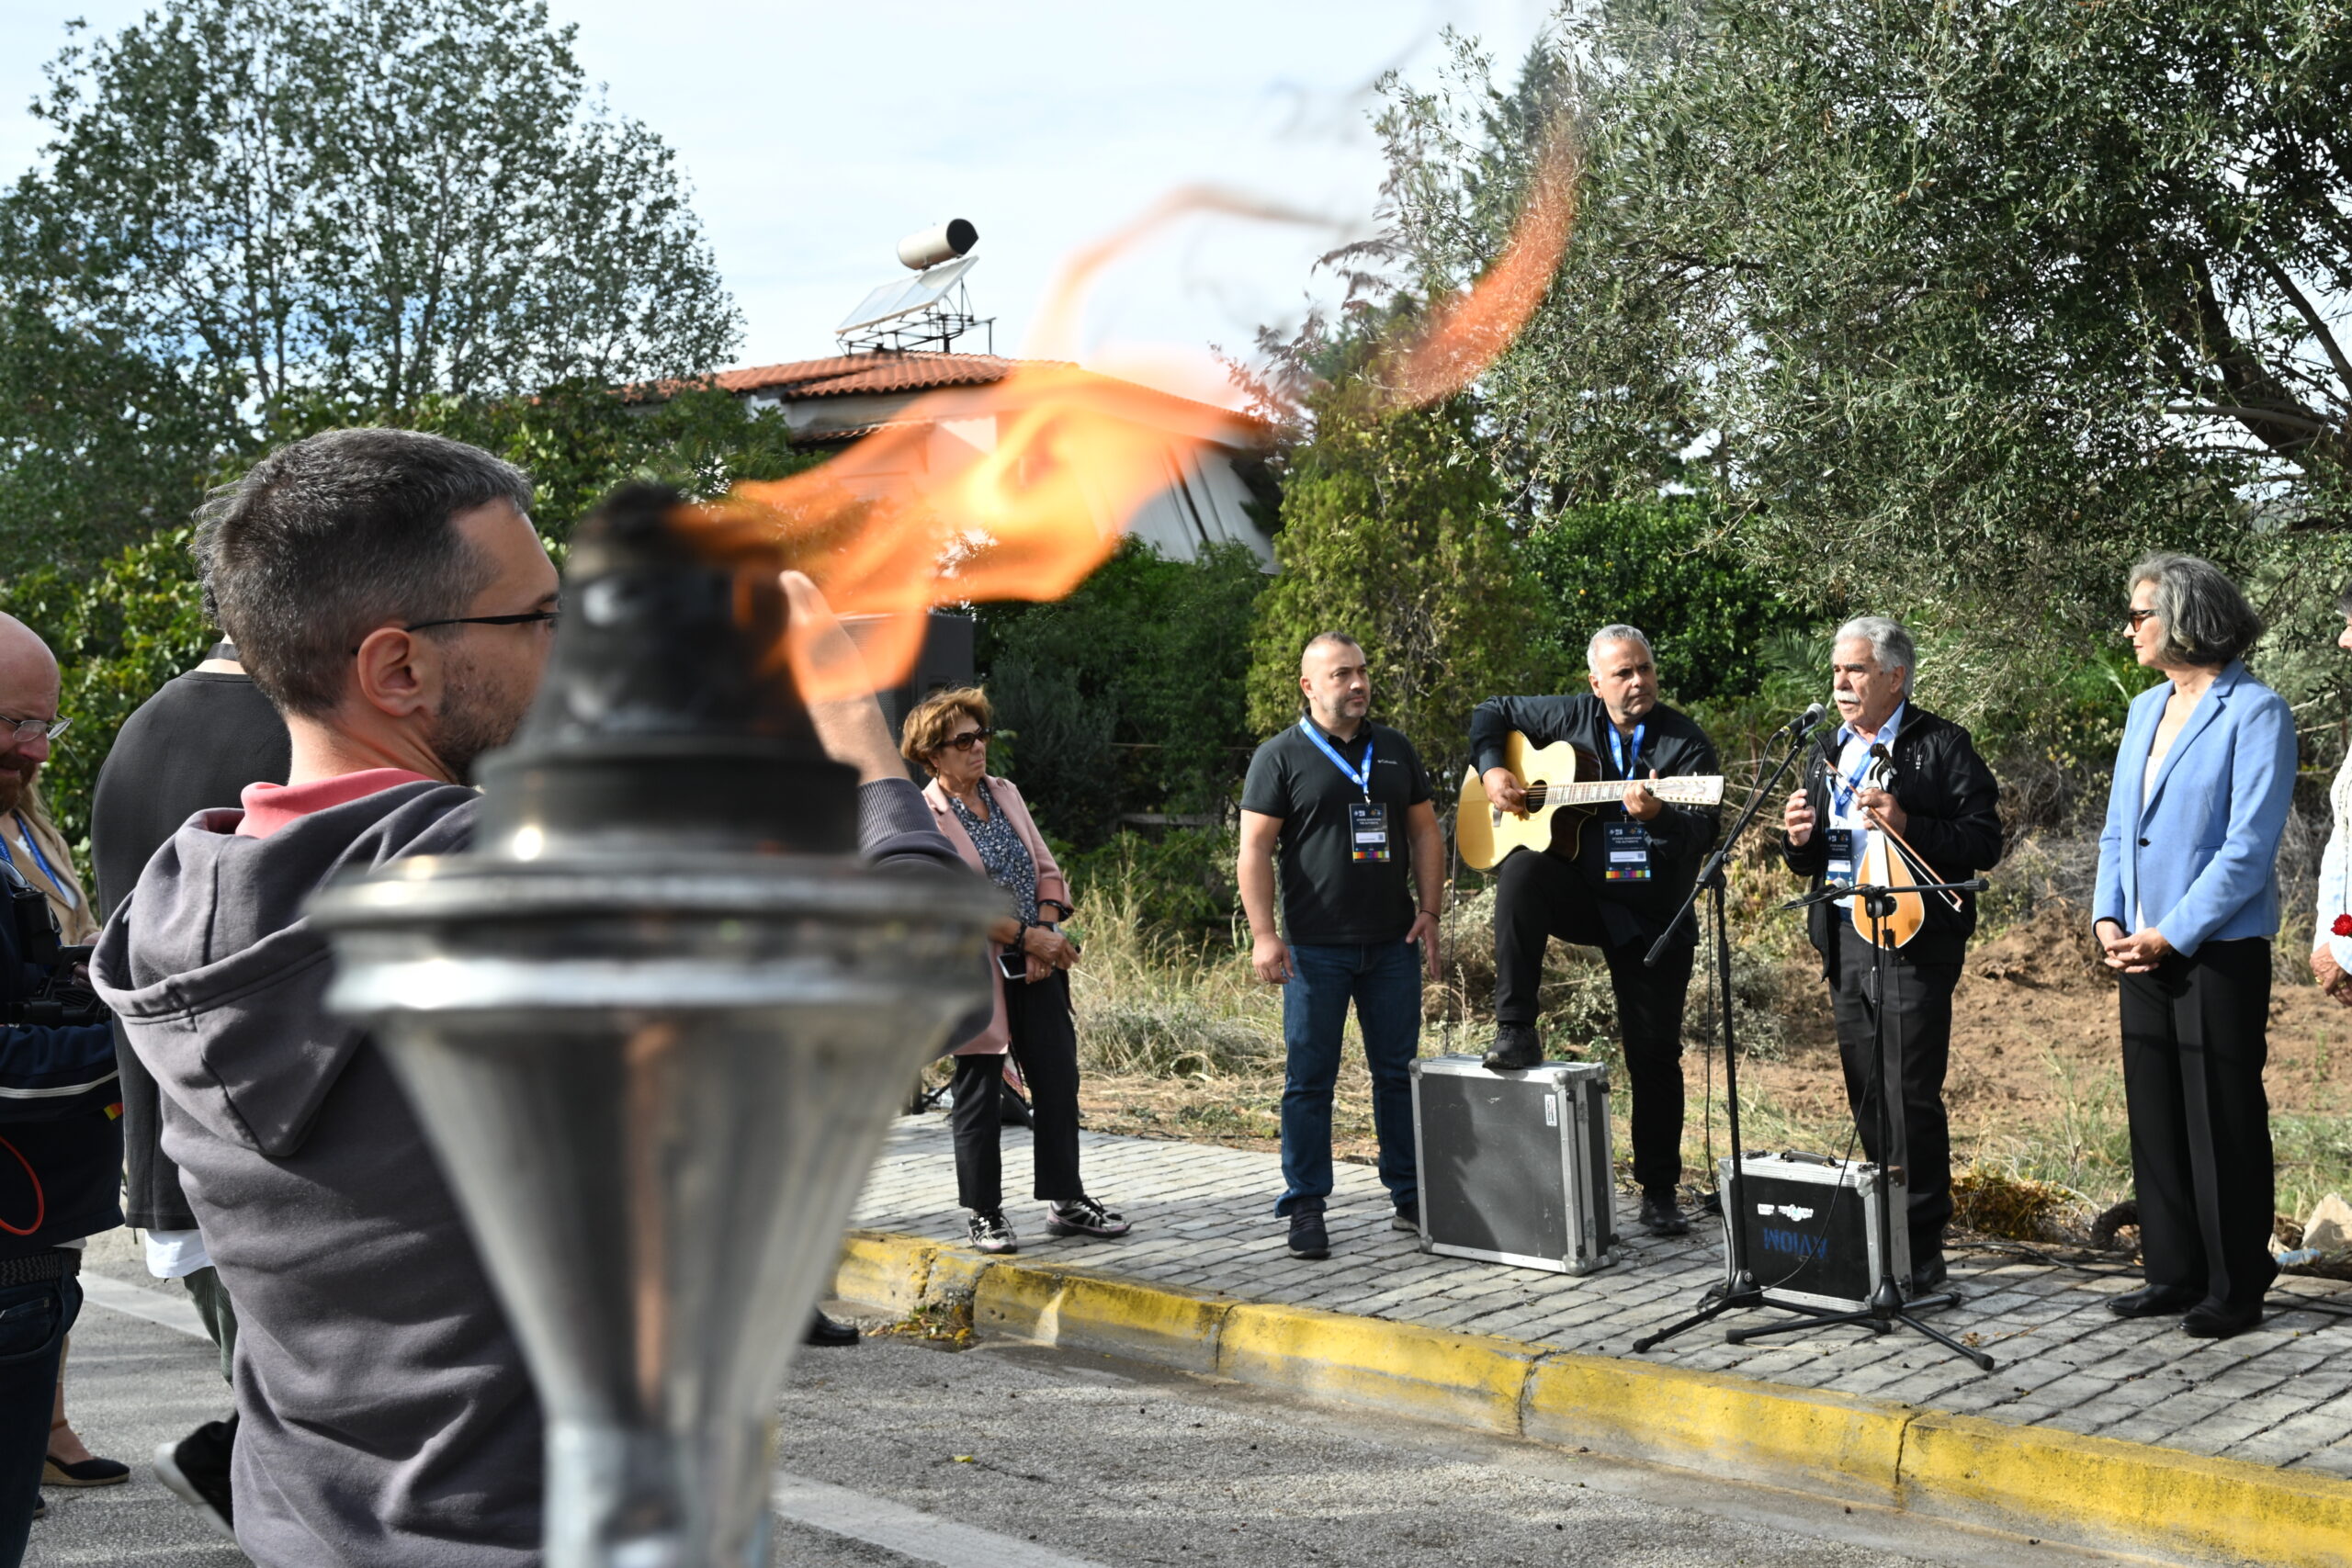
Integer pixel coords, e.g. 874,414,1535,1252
1481,1023,1542,1071
1044,1196,1131,1238
1391,1201,1420,1234
1287,1201,1330,1259
1638,1187,1690,1236
967,1211,1018,1255
154,1416,236,1541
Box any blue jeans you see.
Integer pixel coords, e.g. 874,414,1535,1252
0,1269,78,1567
1277,941,1420,1215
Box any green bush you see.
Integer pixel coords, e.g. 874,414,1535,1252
1058,827,1241,950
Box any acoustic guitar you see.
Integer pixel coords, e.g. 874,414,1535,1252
1456,729,1726,872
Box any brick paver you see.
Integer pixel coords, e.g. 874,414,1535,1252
852,1115,2352,1475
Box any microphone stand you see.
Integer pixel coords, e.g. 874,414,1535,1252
1725,874,1997,1372
1629,718,1817,1353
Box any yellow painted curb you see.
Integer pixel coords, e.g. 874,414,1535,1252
1217,1302,1538,1436
829,1229,2352,1566
833,1231,933,1317
974,1265,1235,1376
1902,1411,2352,1566
1524,1354,1906,1506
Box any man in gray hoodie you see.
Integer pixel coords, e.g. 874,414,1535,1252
92,429,965,1567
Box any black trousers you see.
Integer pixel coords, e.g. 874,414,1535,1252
949,968,1083,1213
2118,938,2277,1314
1828,926,1958,1258
1493,849,1691,1193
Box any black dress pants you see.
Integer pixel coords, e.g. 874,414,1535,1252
1492,848,1691,1193
2118,938,2277,1314
1828,926,1957,1258
949,968,1083,1213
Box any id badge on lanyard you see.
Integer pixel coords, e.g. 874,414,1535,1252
1350,800,1392,862
1824,826,1857,884
1603,819,1652,880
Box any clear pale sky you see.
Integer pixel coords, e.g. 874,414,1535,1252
0,2,1552,396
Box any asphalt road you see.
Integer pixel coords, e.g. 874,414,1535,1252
35,1270,2149,1568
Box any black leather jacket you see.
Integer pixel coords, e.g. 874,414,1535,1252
1779,705,2003,973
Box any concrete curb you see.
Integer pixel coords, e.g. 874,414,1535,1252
832,1227,2352,1566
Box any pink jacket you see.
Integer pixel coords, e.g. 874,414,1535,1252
923,775,1070,1056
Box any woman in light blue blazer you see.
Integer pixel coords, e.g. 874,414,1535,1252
2093,554,2293,1339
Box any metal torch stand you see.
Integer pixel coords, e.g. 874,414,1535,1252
1724,876,1996,1372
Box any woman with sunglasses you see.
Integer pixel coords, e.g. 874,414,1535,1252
2093,553,2293,1338
904,687,1128,1255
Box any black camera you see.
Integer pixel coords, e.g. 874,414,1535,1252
0,862,106,1029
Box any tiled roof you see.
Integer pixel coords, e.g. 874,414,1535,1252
707,353,1021,400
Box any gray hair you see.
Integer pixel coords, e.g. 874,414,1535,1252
1833,615,1917,695
2128,554,2262,670
1586,625,1654,673
195,428,533,717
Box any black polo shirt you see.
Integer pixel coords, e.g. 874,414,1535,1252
1241,718,1432,946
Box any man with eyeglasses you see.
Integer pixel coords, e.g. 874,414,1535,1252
93,429,964,1568
0,614,129,1566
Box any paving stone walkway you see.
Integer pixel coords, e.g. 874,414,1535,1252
852,1110,2352,1478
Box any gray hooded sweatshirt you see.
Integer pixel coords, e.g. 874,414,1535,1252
92,776,966,1568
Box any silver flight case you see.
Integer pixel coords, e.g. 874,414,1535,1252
1720,1151,1910,1312
1409,1055,1615,1274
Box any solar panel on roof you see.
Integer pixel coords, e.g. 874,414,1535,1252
836,255,980,334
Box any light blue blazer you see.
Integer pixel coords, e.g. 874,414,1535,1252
2094,660,2297,956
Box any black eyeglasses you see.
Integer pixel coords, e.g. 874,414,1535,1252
943,728,995,751
2123,608,2157,631
0,715,69,746
401,609,561,635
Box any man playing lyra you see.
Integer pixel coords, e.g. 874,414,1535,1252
1780,615,2001,1293
1471,626,1721,1237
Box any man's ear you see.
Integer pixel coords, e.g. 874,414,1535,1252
350,626,436,719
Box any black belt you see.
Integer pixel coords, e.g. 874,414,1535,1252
0,1250,78,1287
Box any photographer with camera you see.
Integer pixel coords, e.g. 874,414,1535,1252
0,614,127,1568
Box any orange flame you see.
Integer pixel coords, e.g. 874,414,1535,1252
1383,115,1579,407
684,363,1213,701
675,130,1577,703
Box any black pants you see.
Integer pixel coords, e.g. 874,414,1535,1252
1828,927,1957,1258
949,968,1083,1213
2118,938,2277,1314
1493,849,1691,1193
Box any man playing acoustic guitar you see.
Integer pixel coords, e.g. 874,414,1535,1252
1781,615,2002,1293
1471,626,1721,1237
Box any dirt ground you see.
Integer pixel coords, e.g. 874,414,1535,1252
1072,905,2352,1221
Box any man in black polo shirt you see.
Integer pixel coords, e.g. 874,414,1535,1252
1469,625,1721,1237
1238,632,1442,1260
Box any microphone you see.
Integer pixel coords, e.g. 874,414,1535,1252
1779,703,1827,740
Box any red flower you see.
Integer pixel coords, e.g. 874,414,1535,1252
2333,914,2351,938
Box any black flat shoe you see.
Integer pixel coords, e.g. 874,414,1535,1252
1481,1023,1542,1072
1287,1202,1330,1260
2107,1283,2201,1319
1637,1188,1690,1237
42,1452,130,1487
2182,1301,2263,1339
803,1311,860,1348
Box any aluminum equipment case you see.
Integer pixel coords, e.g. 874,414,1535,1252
1719,1151,1911,1312
1409,1055,1614,1274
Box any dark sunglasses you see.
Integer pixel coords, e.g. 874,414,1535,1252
2123,607,2157,631
942,728,996,752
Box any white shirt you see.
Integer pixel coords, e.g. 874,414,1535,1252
1826,703,1905,879
143,1227,211,1280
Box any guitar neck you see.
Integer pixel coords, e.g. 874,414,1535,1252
1531,780,1722,808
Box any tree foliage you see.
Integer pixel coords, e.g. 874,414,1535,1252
1245,355,1561,786
978,538,1269,848
1362,4,2352,733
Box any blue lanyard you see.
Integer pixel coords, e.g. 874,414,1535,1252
1827,740,1880,817
0,813,62,891
1298,719,1373,798
1606,722,1645,781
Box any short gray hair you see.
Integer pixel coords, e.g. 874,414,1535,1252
1587,625,1654,673
2129,553,2262,670
1834,615,1916,695
195,428,533,717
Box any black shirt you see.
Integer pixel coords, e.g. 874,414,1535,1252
1467,694,1722,948
1241,718,1432,946
92,670,292,919
90,664,291,1230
